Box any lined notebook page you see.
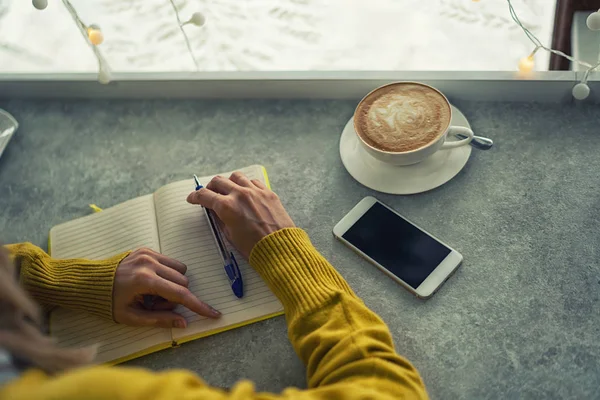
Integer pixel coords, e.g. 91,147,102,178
50,195,160,260
50,309,171,364
153,165,283,342
49,195,171,363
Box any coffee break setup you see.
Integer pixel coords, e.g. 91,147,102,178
2,74,599,398
334,81,494,299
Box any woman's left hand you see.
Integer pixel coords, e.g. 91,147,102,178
113,248,221,328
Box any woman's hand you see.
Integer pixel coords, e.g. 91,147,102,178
186,171,295,259
113,248,220,328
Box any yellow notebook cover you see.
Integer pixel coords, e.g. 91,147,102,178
48,165,284,365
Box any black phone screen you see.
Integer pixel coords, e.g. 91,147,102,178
342,202,451,289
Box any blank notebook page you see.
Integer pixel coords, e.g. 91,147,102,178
153,165,283,342
49,195,171,364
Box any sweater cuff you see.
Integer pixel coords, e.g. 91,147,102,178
6,243,129,321
249,228,357,317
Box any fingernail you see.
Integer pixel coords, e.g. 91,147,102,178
209,306,221,317
174,319,186,329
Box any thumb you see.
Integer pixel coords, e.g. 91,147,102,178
126,308,187,329
187,188,220,208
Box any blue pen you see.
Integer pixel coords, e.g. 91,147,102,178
194,175,243,298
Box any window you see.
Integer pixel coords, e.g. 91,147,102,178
0,0,557,73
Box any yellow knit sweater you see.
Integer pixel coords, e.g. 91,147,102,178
1,228,428,399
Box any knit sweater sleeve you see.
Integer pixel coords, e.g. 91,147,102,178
5,242,129,320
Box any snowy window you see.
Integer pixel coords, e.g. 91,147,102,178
1,0,556,73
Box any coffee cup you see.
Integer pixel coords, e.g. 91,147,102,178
353,82,474,166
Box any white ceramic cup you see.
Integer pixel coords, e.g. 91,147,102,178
353,82,474,166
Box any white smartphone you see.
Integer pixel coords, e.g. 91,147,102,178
333,196,462,299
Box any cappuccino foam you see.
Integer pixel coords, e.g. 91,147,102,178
355,83,451,153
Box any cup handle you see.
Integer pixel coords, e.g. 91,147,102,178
441,126,474,149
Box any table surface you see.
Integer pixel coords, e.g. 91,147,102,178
0,98,599,400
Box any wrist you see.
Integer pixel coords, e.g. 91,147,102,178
249,228,356,316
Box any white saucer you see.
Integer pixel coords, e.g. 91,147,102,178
339,105,472,195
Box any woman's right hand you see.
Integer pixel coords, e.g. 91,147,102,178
186,172,296,259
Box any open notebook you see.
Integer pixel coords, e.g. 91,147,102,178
49,165,284,364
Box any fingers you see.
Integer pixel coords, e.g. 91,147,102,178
229,171,253,188
151,300,178,311
150,278,221,319
187,174,261,209
154,263,189,287
187,188,221,209
251,179,266,190
133,248,187,274
141,295,177,311
206,175,237,195
149,253,187,274
126,308,187,329
133,249,188,285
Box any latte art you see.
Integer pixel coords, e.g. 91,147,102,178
355,83,451,153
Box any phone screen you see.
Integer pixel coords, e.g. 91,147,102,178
342,202,451,289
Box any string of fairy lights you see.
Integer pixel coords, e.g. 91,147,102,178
31,0,205,83
497,0,600,100
32,0,600,100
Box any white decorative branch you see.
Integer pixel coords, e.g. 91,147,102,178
61,0,112,83
168,0,200,71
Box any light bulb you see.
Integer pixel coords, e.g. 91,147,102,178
87,26,104,45
572,82,591,100
183,12,206,27
518,55,535,77
587,11,600,31
32,0,48,10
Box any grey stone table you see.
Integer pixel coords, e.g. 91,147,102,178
0,98,599,400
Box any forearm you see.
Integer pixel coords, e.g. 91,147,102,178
250,228,427,398
5,243,128,320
